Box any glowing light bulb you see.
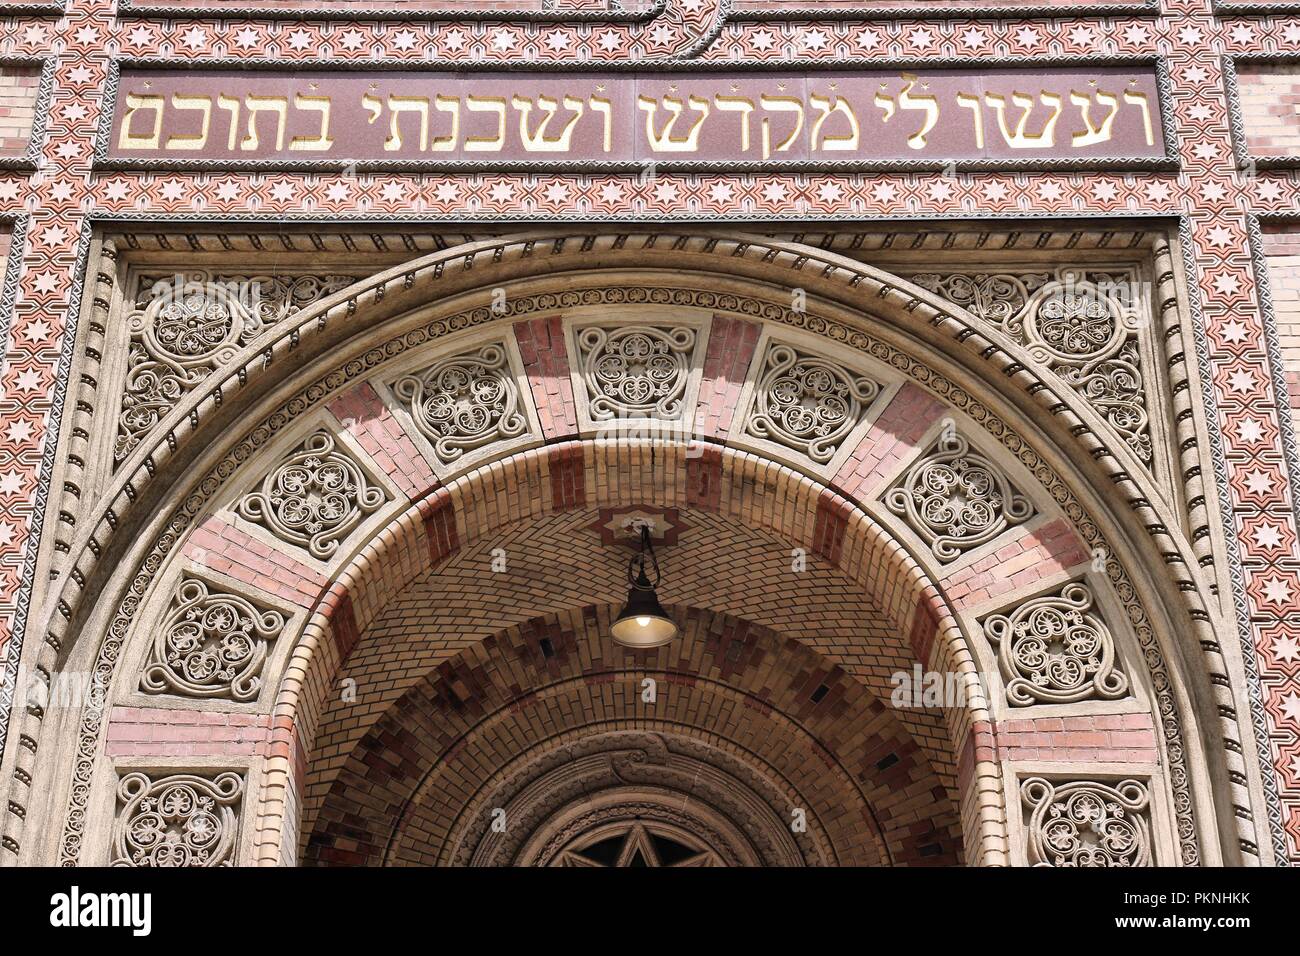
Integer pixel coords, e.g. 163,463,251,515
637,616,651,627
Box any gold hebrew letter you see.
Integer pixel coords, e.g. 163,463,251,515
897,74,939,150
430,95,460,152
759,94,803,160
465,96,507,152
512,94,585,152
1069,90,1120,147
809,93,860,152
385,95,430,152
118,93,165,150
715,95,755,152
241,95,288,151
290,93,333,152
218,94,241,151
956,92,984,149
874,85,896,122
638,94,711,153
589,96,613,153
1123,89,1155,146
984,91,1063,149
162,93,210,151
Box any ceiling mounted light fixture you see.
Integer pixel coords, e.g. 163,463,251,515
610,524,678,649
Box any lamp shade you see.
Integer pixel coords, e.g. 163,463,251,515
611,567,678,648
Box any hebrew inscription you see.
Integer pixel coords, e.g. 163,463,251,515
106,67,1166,168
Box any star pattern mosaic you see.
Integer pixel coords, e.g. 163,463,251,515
1,0,1300,861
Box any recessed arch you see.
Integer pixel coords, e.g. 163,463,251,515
287,453,975,866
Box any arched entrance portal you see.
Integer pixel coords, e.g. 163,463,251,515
3,230,1241,868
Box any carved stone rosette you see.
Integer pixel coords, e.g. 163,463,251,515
982,581,1129,706
140,577,285,702
886,432,1034,562
236,430,387,560
575,324,696,422
117,281,251,464
111,771,244,867
117,272,354,464
391,343,528,465
912,270,1152,464
744,342,881,464
1020,777,1152,867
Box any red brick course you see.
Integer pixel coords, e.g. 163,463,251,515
908,600,940,667
0,64,39,159
1262,229,1300,415
513,315,577,438
106,706,273,758
685,444,724,510
328,381,437,499
811,494,851,564
1235,64,1300,158
546,443,586,510
942,517,1091,609
184,516,326,608
961,713,1158,770
834,383,946,499
694,315,760,438
419,488,460,565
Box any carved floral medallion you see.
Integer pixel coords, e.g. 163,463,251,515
1021,777,1152,867
744,341,881,464
886,432,1034,562
112,771,244,868
982,582,1129,706
236,430,387,560
391,343,528,465
140,577,284,702
575,324,696,422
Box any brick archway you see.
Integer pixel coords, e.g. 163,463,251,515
287,451,976,866
308,606,963,867
4,230,1239,867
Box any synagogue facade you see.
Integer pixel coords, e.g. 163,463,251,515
0,0,1296,867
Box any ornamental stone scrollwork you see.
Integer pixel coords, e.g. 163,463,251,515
111,771,244,867
909,271,1051,327
743,341,881,464
116,272,355,464
575,324,696,422
982,582,1129,706
911,269,1152,464
391,343,528,465
235,430,387,560
1020,777,1152,867
886,432,1034,563
140,577,285,702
